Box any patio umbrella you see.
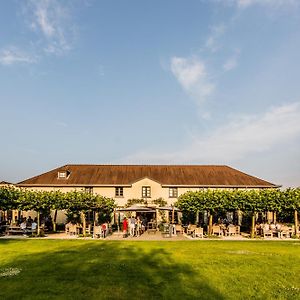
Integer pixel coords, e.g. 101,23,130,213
158,206,181,224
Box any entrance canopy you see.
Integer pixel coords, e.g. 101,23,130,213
116,205,156,213
158,206,181,212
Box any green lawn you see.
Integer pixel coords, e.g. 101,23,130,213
0,240,300,300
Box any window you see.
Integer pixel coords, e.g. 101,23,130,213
58,171,67,179
115,187,124,197
85,187,93,194
142,186,151,198
169,187,178,198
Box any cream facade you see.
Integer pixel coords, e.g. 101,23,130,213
20,178,202,223
15,164,279,224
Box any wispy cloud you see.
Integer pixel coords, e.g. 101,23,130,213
205,24,226,52
218,0,300,9
124,102,300,163
223,49,240,71
26,0,74,55
223,57,237,71
54,121,68,127
170,56,215,106
0,47,36,66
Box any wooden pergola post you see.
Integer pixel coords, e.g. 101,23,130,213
208,212,213,235
37,211,40,236
250,212,256,239
295,210,299,236
81,211,86,236
52,209,57,232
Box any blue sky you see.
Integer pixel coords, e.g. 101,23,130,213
0,0,300,187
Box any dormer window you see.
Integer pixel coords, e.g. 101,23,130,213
58,171,69,179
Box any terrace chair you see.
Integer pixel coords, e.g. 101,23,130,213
69,224,77,236
263,228,273,238
212,225,223,237
194,227,204,238
236,226,240,235
226,226,236,236
175,224,184,235
65,223,70,234
187,225,197,236
93,225,102,238
280,226,290,238
85,224,91,235
147,222,157,234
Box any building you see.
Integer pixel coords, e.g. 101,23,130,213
17,164,279,204
0,181,13,187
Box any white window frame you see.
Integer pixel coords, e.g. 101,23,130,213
115,187,124,197
169,187,178,198
142,186,151,198
58,171,67,179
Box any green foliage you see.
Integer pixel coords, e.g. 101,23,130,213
0,186,20,211
152,197,167,207
0,187,116,224
176,188,300,215
126,198,146,207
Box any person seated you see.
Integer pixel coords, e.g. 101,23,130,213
255,223,262,235
275,223,281,231
27,216,33,226
20,219,27,232
270,222,276,231
31,221,37,231
12,216,19,226
263,223,270,231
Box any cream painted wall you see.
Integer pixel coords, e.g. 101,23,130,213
16,182,245,224
19,180,205,209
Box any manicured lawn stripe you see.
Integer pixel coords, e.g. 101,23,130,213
0,240,299,300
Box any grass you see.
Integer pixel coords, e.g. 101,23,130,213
0,240,300,300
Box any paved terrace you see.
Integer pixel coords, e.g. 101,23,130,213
1,231,297,241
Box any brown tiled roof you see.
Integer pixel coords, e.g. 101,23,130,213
0,181,13,185
17,165,279,188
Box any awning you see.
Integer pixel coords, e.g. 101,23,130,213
157,206,181,211
116,205,156,213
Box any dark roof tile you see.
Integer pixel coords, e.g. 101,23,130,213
17,164,279,188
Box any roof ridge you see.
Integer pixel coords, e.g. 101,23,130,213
64,164,228,167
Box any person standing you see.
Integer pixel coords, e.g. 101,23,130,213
129,215,136,237
123,217,128,238
101,222,108,238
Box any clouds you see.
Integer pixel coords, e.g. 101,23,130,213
234,0,299,9
0,0,76,66
187,102,300,162
223,56,237,71
205,24,226,53
28,0,74,55
170,56,215,106
0,47,36,66
125,102,300,165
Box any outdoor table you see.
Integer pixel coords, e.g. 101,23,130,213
147,222,157,234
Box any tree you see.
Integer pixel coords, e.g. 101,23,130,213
17,190,53,235
0,186,20,222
